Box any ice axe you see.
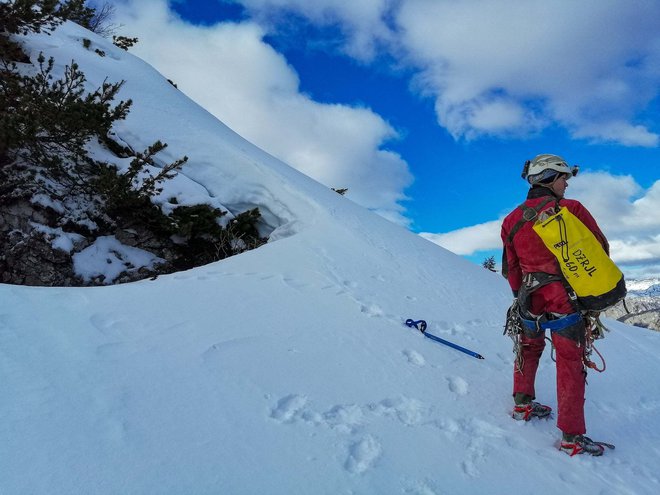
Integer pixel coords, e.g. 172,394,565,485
405,319,484,360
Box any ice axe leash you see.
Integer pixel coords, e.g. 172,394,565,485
405,319,484,360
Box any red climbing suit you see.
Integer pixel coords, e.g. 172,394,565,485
501,186,609,435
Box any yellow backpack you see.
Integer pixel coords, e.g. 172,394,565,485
532,205,626,311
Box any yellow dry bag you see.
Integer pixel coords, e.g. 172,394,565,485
533,206,626,311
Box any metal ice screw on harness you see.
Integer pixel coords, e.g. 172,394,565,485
503,300,525,372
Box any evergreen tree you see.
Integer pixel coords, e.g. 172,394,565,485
482,255,497,272
1,53,132,196
0,0,267,286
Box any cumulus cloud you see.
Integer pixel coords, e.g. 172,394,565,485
396,0,660,145
111,0,413,224
420,220,502,256
232,0,396,60
226,0,660,146
422,173,660,275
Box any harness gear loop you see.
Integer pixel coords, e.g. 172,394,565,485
503,299,525,373
585,344,606,372
582,314,609,373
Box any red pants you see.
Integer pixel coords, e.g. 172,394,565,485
513,282,587,435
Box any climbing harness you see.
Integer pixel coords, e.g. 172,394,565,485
503,268,612,374
520,312,582,332
534,312,609,373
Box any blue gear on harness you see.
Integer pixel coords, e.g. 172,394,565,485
520,312,582,332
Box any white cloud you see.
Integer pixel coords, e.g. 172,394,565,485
621,262,660,280
420,219,502,256
422,173,660,276
610,236,660,265
569,174,660,238
111,0,413,225
573,121,659,148
228,0,660,146
234,0,395,60
396,0,660,145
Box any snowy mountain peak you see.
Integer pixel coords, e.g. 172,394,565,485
627,277,660,297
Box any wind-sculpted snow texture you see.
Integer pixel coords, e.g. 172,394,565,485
2,21,660,495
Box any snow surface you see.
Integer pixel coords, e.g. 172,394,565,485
2,22,660,495
72,235,165,283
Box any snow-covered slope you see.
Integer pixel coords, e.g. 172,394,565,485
2,22,660,495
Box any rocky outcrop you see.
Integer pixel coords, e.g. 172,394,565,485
605,296,660,332
0,199,170,287
0,230,81,286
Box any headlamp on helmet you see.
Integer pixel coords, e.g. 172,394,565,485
522,154,578,184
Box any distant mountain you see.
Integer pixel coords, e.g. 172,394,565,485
626,278,660,298
604,278,660,331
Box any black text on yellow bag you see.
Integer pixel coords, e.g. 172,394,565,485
533,206,626,311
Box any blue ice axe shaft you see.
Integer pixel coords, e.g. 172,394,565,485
405,319,484,360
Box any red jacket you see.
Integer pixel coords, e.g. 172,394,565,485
501,187,609,295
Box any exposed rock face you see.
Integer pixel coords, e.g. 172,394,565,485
0,192,265,287
0,200,171,287
604,278,660,331
605,296,660,332
0,199,53,232
0,200,74,286
0,230,80,286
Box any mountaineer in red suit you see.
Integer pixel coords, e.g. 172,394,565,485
501,154,610,456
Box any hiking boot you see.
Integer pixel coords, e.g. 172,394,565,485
512,401,552,421
560,435,605,457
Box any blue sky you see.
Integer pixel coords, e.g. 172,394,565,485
107,0,659,278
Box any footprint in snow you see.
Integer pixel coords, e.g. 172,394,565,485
322,404,365,434
282,276,310,290
96,341,130,359
432,417,461,438
449,324,465,336
371,397,426,426
404,480,440,495
345,435,382,474
403,349,426,367
269,394,308,423
461,458,479,478
360,303,384,317
89,313,131,338
446,376,469,396
430,321,451,332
